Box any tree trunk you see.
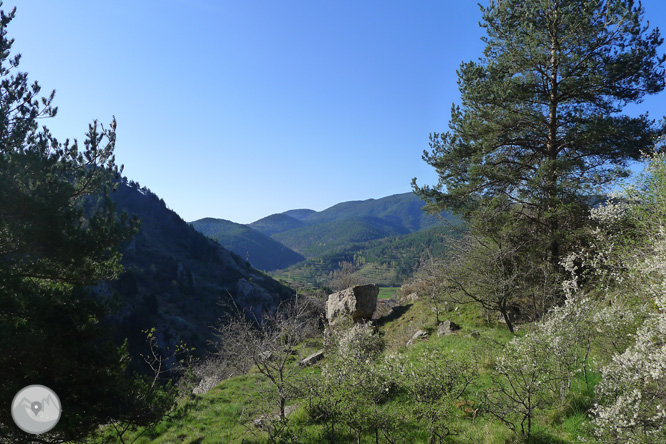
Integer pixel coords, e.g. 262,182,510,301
542,1,562,275
500,301,515,333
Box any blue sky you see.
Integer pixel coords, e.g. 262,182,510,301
5,1,666,224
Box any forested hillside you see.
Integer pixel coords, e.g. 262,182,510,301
109,182,295,357
190,217,305,271
272,224,459,287
250,192,446,242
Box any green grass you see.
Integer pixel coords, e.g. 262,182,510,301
105,299,596,444
377,286,399,299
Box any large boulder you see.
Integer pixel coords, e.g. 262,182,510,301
326,284,379,323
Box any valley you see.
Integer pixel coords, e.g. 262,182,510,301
191,192,461,289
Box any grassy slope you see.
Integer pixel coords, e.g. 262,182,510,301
111,298,592,444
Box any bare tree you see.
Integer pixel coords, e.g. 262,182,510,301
214,294,320,420
438,203,561,333
442,229,529,333
402,251,449,323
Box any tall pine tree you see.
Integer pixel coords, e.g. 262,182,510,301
413,0,665,268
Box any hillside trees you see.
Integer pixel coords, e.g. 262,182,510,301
0,5,177,441
438,201,561,332
413,0,665,310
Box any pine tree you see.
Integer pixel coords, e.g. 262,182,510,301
0,5,175,441
413,0,665,268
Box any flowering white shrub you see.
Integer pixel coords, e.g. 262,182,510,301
335,322,384,362
590,152,666,442
592,301,666,443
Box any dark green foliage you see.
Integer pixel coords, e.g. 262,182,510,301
273,216,408,258
297,192,446,231
250,193,450,256
414,0,666,268
190,217,305,271
249,192,456,265
281,208,317,221
0,5,180,441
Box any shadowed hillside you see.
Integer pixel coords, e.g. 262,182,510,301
108,181,295,358
190,217,305,271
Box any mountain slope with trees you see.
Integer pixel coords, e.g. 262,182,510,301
271,216,409,258
245,192,456,266
272,224,459,287
109,182,295,358
250,192,446,240
0,6,225,440
249,213,306,236
190,217,305,271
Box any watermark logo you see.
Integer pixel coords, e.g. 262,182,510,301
11,385,61,434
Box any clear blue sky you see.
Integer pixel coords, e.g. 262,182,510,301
5,1,666,224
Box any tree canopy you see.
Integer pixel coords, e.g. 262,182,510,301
413,0,665,266
0,5,175,442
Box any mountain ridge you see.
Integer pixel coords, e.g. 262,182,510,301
190,217,305,271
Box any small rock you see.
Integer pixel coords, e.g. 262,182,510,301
300,350,324,367
254,404,299,427
407,329,428,346
437,320,461,336
467,330,480,339
404,292,419,303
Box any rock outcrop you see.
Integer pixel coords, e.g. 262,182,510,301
407,329,428,346
437,320,461,336
326,284,379,323
300,350,324,367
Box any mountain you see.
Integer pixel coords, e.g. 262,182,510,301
272,216,409,258
282,209,317,221
248,192,454,260
192,192,458,289
108,181,294,358
190,218,305,271
249,213,305,236
292,193,444,231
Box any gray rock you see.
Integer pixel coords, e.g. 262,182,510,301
254,404,299,427
326,284,379,323
403,292,419,303
437,320,461,336
300,350,324,367
467,330,481,339
407,329,428,346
